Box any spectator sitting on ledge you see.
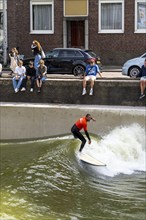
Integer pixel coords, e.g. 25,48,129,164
21,61,36,92
36,59,47,93
12,60,26,93
82,58,102,96
137,58,146,100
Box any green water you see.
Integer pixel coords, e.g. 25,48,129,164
0,136,146,220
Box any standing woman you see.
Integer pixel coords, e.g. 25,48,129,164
31,40,42,71
9,47,19,75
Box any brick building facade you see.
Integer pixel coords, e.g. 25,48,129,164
6,0,146,65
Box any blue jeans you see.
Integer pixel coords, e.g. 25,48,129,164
34,54,41,71
41,76,47,82
36,75,47,82
22,76,36,89
12,76,26,90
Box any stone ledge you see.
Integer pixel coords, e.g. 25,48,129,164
0,78,145,106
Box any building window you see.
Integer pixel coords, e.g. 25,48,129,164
30,0,54,34
135,0,146,33
99,0,124,33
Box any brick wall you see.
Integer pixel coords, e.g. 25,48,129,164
7,0,146,65
89,0,146,65
7,0,64,57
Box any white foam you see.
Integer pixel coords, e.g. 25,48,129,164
84,123,146,177
0,214,17,220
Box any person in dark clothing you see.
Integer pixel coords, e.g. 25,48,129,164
21,61,36,92
71,114,96,152
137,59,146,99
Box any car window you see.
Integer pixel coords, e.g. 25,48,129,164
142,53,146,58
52,50,59,57
74,50,84,57
66,50,75,57
85,50,96,58
45,51,53,58
59,50,68,57
45,50,59,58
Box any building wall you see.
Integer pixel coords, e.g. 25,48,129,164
7,0,64,57
7,0,146,65
0,0,3,62
88,0,146,65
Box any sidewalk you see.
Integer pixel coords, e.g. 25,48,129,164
102,66,122,72
2,65,122,72
0,66,129,79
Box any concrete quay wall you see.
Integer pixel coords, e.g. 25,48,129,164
0,103,145,141
0,78,146,106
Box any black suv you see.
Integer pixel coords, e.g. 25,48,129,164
23,48,101,76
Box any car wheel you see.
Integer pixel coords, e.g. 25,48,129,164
129,66,140,78
73,65,85,76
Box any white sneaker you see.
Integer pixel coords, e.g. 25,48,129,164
89,88,93,95
15,88,18,93
30,88,33,92
21,87,26,91
82,88,86,95
139,94,145,99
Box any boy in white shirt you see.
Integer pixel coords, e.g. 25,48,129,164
12,60,26,93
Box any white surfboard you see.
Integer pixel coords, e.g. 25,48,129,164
79,153,106,166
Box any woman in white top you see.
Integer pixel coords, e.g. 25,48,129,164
12,60,26,93
9,47,19,75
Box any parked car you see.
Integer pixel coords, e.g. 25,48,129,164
122,52,146,78
23,48,102,76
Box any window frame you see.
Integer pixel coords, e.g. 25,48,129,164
135,0,146,33
30,0,54,34
98,0,124,34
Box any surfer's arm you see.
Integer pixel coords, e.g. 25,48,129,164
85,131,91,144
91,117,96,121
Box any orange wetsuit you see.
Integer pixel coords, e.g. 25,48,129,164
71,116,91,152
75,117,87,131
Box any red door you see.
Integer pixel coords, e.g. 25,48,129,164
70,21,85,48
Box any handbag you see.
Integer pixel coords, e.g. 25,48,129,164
41,48,46,59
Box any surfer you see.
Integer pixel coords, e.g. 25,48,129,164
71,114,96,152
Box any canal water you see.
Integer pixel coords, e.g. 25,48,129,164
0,123,146,220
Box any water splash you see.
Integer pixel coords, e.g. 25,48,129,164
83,124,146,177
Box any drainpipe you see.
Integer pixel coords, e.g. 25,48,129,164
85,19,88,49
3,0,7,65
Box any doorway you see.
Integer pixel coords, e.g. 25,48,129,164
67,20,85,48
